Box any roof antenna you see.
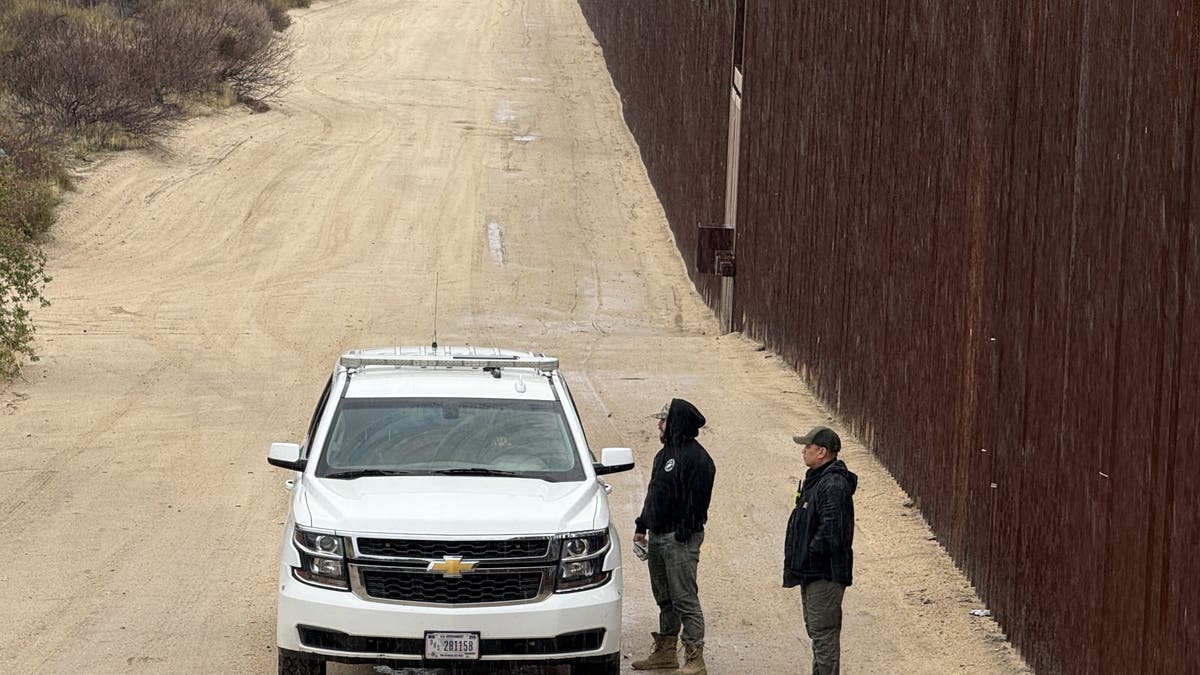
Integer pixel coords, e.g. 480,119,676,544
431,272,439,350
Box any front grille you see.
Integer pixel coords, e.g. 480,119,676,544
356,537,552,559
361,569,544,604
297,625,606,656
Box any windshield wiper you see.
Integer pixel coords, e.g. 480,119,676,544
431,468,524,477
323,469,417,480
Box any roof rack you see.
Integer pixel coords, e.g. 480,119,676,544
339,352,558,372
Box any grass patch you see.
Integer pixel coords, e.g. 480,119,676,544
179,85,240,116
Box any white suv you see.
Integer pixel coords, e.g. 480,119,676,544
268,346,634,675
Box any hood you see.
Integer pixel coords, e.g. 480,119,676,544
807,458,859,494
298,475,602,536
664,398,706,443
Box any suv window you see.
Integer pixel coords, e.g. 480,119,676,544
315,397,585,482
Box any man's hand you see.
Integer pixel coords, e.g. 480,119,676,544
631,532,649,561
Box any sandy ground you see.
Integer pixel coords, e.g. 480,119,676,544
0,1,1031,673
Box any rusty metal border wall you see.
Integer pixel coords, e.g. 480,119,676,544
578,1,1200,673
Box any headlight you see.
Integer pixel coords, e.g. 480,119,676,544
556,530,612,592
292,526,349,590
565,538,589,557
295,528,345,557
560,531,609,561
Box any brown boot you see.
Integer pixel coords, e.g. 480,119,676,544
631,631,679,670
673,641,706,675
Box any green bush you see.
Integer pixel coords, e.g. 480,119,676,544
0,234,49,380
0,160,52,380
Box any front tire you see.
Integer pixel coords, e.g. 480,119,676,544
573,652,621,675
278,648,326,675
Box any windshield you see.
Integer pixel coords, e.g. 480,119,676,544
315,397,584,482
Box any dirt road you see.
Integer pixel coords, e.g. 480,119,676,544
0,1,1029,673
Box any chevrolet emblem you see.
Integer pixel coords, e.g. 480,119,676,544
428,556,476,578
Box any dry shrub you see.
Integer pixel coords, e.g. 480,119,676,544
0,6,185,137
205,0,292,100
252,0,313,31
254,0,292,32
137,2,232,99
0,116,63,236
142,0,292,102
222,30,292,102
60,0,153,21
0,161,57,240
0,0,293,139
0,117,63,183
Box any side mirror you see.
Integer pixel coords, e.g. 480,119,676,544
267,442,306,471
594,447,635,475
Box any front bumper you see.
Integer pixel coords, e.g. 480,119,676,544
276,565,622,664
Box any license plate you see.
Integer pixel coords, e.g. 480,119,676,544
425,632,480,660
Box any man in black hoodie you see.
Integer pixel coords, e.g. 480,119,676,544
784,426,857,675
631,399,716,675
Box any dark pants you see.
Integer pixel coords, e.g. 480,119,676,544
801,579,845,675
646,530,705,644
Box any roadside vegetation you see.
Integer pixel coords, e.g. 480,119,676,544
0,0,308,379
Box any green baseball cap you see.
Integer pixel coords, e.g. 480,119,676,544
793,426,841,454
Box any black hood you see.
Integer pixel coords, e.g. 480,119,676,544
664,398,706,444
807,458,858,495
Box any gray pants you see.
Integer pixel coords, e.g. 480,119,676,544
647,530,705,644
801,579,845,675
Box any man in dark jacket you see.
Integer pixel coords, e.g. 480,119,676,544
631,399,716,675
784,426,857,675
